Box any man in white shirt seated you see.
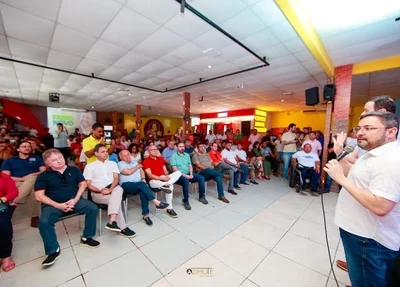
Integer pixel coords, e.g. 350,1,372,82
205,130,216,145
325,112,400,287
248,129,261,145
83,144,136,238
221,142,249,189
118,150,169,226
291,143,320,192
301,131,322,156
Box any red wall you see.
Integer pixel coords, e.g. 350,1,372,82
200,108,255,120
0,98,44,136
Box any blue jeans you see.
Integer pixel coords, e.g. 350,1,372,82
175,173,205,202
0,205,16,258
300,169,319,190
199,168,224,198
340,228,398,287
39,198,98,255
233,164,249,186
282,152,295,180
324,174,332,192
121,182,155,216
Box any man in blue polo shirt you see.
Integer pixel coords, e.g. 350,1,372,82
34,148,100,267
162,140,176,172
171,141,208,210
1,141,46,227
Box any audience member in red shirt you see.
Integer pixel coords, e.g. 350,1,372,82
208,142,235,192
0,173,19,272
143,146,181,218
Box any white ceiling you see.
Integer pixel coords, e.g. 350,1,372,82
0,0,398,117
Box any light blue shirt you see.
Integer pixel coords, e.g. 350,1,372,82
54,131,68,148
118,159,141,185
162,147,176,162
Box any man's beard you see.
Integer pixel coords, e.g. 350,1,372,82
357,135,386,151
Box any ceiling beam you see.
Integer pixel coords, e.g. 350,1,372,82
352,55,400,75
275,0,335,77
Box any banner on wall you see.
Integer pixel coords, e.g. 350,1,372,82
47,108,96,136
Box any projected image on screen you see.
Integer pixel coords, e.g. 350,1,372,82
47,108,97,136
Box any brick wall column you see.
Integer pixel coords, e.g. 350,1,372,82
330,64,353,192
112,111,118,133
136,105,141,138
183,92,190,141
332,65,353,135
321,102,333,188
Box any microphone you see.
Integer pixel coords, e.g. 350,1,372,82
336,145,355,162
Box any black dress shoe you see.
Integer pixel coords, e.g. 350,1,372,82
233,185,241,189
143,216,153,226
228,189,238,195
156,202,169,209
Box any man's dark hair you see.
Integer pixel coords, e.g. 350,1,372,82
16,140,31,149
92,123,104,130
368,95,396,114
94,144,107,152
309,131,316,135
288,123,296,129
360,111,399,137
57,123,63,126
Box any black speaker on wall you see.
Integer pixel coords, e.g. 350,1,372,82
323,84,336,101
305,87,319,106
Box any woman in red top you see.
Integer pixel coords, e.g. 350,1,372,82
0,173,19,272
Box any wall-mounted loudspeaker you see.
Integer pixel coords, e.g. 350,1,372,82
323,84,335,101
305,87,319,106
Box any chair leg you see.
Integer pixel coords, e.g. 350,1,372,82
99,210,101,236
123,198,128,222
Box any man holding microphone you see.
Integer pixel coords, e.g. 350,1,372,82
325,111,400,286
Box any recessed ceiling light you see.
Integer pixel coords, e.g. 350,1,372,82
117,88,121,91
208,65,212,69
158,113,160,116
128,93,131,96
232,105,235,107
91,106,94,109
281,99,284,102
282,92,292,95
279,110,282,112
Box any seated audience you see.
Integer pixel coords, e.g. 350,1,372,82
221,142,249,189
143,147,180,218
291,143,320,192
1,141,46,227
252,141,272,180
118,150,168,226
192,143,230,203
129,143,142,163
184,139,195,156
0,173,18,272
237,143,258,184
162,140,176,172
260,141,279,176
83,144,135,237
171,142,208,210
208,142,235,193
35,149,100,267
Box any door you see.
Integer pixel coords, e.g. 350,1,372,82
241,121,251,136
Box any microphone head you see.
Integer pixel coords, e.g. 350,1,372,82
344,145,355,154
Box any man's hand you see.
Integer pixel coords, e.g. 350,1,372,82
57,202,72,212
236,164,240,168
323,160,345,182
100,137,106,145
101,188,112,195
160,175,170,182
333,132,347,156
188,175,194,179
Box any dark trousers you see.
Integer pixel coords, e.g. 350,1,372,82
175,173,205,202
121,182,155,216
340,228,398,287
265,156,278,173
0,205,16,258
300,169,319,190
39,198,98,255
199,168,224,198
233,164,249,186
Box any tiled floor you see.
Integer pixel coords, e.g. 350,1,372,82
0,178,350,287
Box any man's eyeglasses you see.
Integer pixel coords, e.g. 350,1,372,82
148,148,158,151
355,126,384,133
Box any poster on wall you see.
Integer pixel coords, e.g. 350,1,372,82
47,108,96,136
144,119,164,137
